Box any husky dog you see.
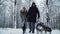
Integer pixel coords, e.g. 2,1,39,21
36,23,52,34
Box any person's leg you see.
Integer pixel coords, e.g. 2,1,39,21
29,22,31,33
31,22,35,33
23,20,27,34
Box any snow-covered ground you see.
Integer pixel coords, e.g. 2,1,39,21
0,28,60,34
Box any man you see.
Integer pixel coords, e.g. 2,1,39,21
26,2,40,33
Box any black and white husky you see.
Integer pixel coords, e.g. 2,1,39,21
36,23,52,34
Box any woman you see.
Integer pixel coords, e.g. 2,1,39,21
20,7,27,34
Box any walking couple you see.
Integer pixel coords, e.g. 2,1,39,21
20,2,40,34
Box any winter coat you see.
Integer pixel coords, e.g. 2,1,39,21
26,6,40,23
20,10,27,27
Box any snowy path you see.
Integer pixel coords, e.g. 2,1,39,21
0,28,60,34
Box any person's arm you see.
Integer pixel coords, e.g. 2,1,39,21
37,8,40,18
26,7,31,18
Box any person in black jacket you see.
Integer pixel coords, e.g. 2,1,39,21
26,2,40,33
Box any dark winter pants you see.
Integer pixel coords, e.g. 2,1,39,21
29,22,35,33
